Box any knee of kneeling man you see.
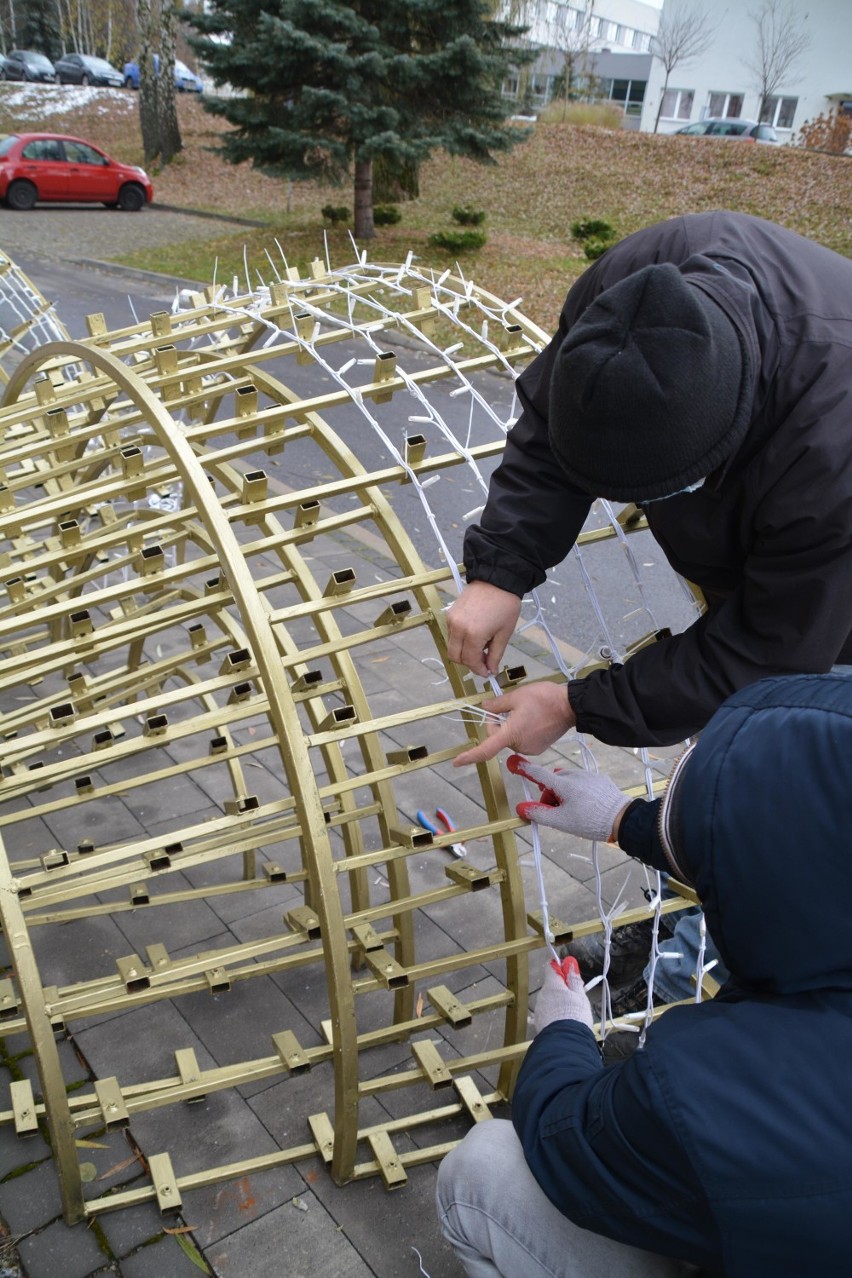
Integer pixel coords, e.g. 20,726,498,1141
437,1121,516,1209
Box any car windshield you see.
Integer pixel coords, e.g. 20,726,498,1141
0,135,19,156
88,58,115,71
27,54,53,69
175,61,191,75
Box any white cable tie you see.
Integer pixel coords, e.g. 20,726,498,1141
443,342,463,356
420,475,440,488
449,385,469,398
338,358,356,376
657,951,684,961
462,506,484,521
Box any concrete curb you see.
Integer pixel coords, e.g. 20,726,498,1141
150,202,269,228
70,257,207,291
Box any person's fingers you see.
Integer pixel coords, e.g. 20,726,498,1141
453,724,512,767
482,630,510,675
515,799,552,821
506,754,558,790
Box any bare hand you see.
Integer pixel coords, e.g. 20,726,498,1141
454,683,576,767
446,581,522,677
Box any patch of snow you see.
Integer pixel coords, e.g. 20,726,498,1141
0,83,135,123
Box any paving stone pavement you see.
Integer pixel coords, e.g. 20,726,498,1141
0,249,678,1278
0,531,657,1278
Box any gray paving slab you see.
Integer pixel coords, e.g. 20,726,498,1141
120,1232,213,1278
205,1194,375,1278
304,1159,461,1278
110,883,228,959
0,1158,63,1234
95,1198,168,1258
12,1035,92,1099
0,1117,51,1181
176,1164,305,1250
15,1215,110,1278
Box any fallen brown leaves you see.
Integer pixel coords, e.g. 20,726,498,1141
2,87,849,330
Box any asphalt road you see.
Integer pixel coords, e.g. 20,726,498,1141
9,245,695,659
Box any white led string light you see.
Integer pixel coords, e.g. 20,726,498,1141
174,251,702,1030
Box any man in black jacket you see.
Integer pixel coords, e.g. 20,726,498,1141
448,211,852,760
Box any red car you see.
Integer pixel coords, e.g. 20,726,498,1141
0,132,154,211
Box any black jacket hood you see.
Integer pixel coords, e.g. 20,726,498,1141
673,674,852,993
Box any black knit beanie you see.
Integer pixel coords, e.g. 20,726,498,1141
548,262,750,502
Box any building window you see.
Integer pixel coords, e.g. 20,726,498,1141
529,72,553,104
707,92,744,119
660,88,694,120
603,77,647,117
761,95,798,129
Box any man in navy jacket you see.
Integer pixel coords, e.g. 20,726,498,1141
437,674,852,1276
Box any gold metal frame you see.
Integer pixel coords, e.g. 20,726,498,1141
0,257,694,1222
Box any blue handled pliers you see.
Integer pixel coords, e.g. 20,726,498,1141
415,807,466,858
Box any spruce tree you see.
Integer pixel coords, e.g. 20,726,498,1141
188,0,530,238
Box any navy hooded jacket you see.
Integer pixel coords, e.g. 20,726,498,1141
512,674,852,1276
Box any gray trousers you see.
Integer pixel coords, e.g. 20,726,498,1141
436,1120,700,1278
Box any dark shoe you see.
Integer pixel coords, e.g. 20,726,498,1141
607,974,665,1019
563,916,673,987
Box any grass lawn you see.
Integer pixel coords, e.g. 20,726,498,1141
2,86,850,330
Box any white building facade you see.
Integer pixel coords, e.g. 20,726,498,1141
644,0,852,141
512,0,852,143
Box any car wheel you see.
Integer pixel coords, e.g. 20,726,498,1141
80,74,89,86
117,183,145,212
6,180,37,211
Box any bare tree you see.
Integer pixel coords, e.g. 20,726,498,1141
651,0,716,133
742,0,811,121
545,1,600,117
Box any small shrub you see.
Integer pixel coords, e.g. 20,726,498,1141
321,204,350,225
428,229,488,253
583,238,611,261
451,205,486,226
373,204,402,226
571,218,614,241
795,108,852,155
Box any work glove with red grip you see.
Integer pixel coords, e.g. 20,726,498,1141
508,754,628,843
533,955,594,1035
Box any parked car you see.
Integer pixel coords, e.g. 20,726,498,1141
54,53,124,88
123,56,203,92
0,132,153,211
0,50,57,83
675,118,779,144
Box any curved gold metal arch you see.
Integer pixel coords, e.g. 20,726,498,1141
0,257,696,1224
